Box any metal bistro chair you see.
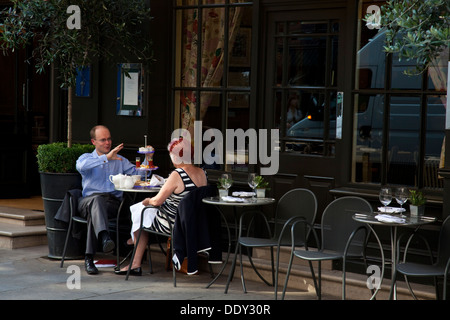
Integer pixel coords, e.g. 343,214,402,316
60,190,125,269
236,188,318,295
126,185,228,286
392,215,450,300
282,196,373,300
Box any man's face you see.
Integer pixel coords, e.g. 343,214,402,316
92,127,112,155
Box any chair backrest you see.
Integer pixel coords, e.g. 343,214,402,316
436,215,450,267
321,196,372,254
275,188,318,245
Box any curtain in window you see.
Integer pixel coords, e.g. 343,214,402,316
180,1,244,135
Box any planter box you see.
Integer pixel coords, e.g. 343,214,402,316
40,172,85,259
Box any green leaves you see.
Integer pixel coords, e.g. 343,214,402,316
1,0,155,88
379,0,449,75
37,142,94,173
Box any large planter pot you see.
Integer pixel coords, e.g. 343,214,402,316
40,172,85,259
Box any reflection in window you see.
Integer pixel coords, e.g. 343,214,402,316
173,1,252,172
352,0,448,190
276,19,339,156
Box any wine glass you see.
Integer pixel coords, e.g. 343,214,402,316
379,187,392,212
395,187,408,217
221,173,232,194
248,173,258,200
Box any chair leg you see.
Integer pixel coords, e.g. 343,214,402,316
247,249,272,286
239,244,247,293
60,218,74,268
224,239,240,294
318,261,322,300
170,236,176,287
126,228,142,281
280,250,295,300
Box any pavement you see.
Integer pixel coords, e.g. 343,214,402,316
0,244,320,300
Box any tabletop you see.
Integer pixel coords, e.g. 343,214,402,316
202,196,276,207
115,186,161,193
353,212,436,227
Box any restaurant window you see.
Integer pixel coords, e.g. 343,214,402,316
172,0,253,172
274,19,340,156
352,0,448,189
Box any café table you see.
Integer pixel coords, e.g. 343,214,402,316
202,196,276,293
352,211,436,299
114,186,161,269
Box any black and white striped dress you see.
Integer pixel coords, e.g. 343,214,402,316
151,168,197,235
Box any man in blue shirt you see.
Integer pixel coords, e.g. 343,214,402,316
76,125,143,274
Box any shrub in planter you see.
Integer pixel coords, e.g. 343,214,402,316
37,142,94,173
37,142,94,259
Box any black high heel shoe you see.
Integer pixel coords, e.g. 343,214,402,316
114,267,142,276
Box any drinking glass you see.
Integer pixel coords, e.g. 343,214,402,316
379,187,392,212
248,173,258,200
221,174,232,193
395,187,408,217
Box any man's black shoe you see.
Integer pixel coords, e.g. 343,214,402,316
85,256,98,275
101,233,115,253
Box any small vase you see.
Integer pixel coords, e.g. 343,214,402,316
410,204,425,216
218,189,228,198
256,188,266,198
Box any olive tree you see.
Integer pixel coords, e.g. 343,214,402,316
378,0,449,74
0,0,154,146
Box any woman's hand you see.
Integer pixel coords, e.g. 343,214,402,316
142,197,151,206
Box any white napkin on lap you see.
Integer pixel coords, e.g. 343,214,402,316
375,214,405,223
221,196,245,202
378,206,406,213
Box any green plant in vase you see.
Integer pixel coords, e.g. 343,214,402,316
254,175,270,198
409,189,426,216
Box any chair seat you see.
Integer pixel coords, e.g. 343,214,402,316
239,236,278,248
397,262,446,277
293,249,343,261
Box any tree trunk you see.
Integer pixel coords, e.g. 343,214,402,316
67,86,73,148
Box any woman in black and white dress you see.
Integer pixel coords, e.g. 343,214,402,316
116,137,207,275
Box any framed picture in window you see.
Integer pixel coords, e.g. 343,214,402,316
230,28,251,67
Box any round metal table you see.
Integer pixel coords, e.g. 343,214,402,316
202,196,276,293
353,212,436,299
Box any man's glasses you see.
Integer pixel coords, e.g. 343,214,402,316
95,138,112,143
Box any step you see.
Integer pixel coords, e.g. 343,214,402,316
0,222,47,249
0,206,47,249
244,247,435,300
0,206,45,226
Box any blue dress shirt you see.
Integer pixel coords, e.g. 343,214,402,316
76,150,141,199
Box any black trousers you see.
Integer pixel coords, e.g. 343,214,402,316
78,193,120,255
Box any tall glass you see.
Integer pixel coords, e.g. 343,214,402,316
248,173,257,201
395,187,408,217
221,174,232,195
379,187,392,212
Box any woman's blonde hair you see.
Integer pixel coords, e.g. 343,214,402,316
167,137,193,164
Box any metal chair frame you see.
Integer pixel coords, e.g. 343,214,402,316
393,215,450,300
234,188,318,295
281,196,377,300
